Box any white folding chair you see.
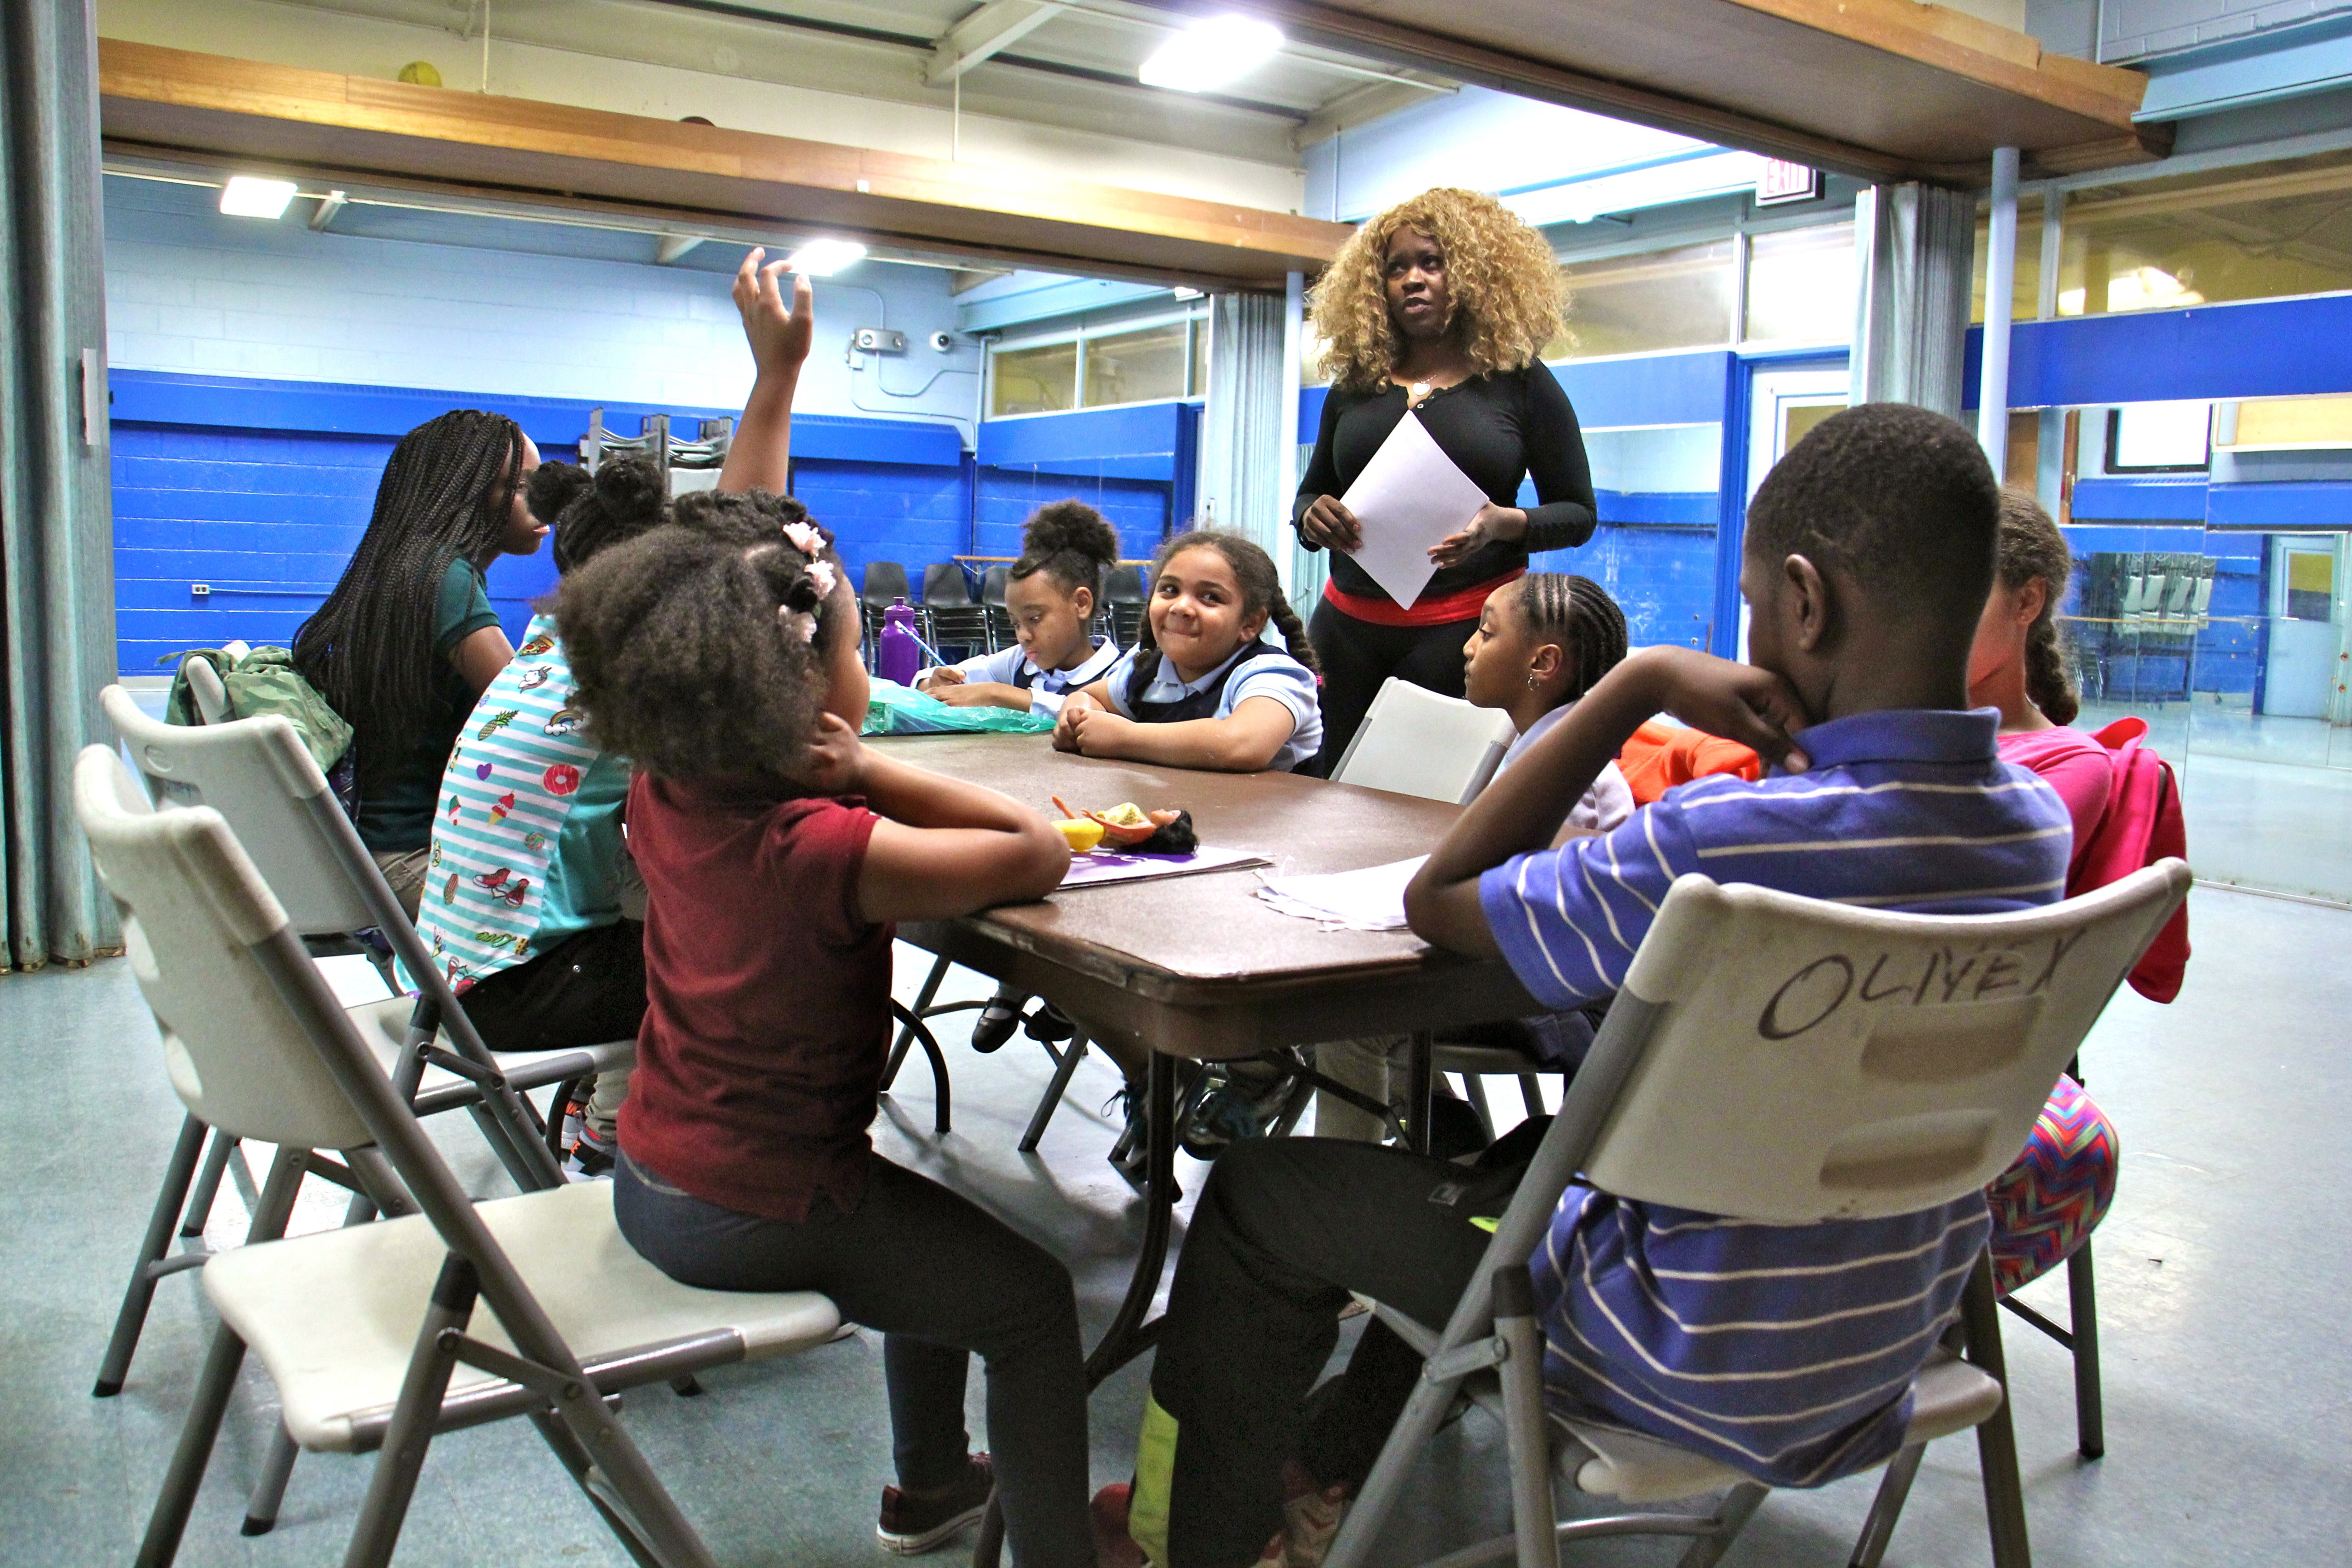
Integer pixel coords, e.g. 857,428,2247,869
1323,862,2192,1568
98,682,635,1529
76,745,844,1568
1329,677,1517,805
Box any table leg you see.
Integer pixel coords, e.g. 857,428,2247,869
1405,1031,1435,1156
973,1049,1179,1568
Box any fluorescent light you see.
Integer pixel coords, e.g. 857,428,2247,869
786,239,867,276
1138,15,1283,93
219,176,298,219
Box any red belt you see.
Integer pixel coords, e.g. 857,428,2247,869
1321,570,1522,628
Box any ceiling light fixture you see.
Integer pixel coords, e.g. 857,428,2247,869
219,176,299,219
1138,14,1283,93
786,238,867,276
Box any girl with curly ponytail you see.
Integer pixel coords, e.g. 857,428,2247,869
917,499,1125,713
558,488,1094,1568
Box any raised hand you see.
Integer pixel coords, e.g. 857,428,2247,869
733,246,814,380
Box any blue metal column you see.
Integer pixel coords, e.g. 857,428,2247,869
1979,147,2022,479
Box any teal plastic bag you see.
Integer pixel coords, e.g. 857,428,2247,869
862,678,1057,736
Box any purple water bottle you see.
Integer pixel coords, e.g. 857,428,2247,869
879,598,922,686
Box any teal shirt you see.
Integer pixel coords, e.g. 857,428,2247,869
409,615,627,990
356,558,500,853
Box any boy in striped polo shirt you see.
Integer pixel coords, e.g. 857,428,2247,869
1098,404,2073,1568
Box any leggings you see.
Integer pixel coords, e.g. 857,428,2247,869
1308,600,1482,773
462,919,645,1140
614,1151,1095,1568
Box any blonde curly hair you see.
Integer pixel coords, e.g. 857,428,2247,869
1310,187,1567,394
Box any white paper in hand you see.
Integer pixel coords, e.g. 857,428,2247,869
1336,412,1489,608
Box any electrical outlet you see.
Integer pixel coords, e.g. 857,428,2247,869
853,328,906,353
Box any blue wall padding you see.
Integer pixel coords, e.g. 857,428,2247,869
2071,478,2210,520
978,402,1189,482
975,470,1173,563
2206,481,2352,531
791,459,973,588
1299,351,1732,443
1969,293,2352,409
1530,515,1721,652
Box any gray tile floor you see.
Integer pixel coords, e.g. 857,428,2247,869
2,884,2345,1567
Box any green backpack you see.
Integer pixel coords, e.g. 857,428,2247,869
161,645,354,773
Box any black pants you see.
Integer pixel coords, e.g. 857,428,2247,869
460,919,646,1053
614,1151,1094,1568
1308,601,1483,773
1144,1136,1531,1568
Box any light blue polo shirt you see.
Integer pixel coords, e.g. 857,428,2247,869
945,636,1122,717
1098,639,1324,774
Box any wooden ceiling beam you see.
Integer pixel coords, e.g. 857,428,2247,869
96,39,1350,291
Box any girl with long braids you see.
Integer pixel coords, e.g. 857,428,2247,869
1295,187,1597,769
1052,530,1323,774
294,407,549,915
557,493,1090,1568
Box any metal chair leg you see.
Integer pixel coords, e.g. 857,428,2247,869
181,1126,239,1237
134,1147,309,1568
1960,1254,2034,1568
890,1001,951,1135
882,955,953,1091
1018,1030,1090,1153
1847,1444,1926,1568
95,1114,211,1397
344,1256,480,1568
1460,1074,1496,1142
241,1421,301,1536
1518,1074,1545,1120
2068,1243,2105,1460
1675,1483,1769,1568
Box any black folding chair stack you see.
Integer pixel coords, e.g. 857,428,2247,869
1102,564,1147,649
980,564,1014,653
923,561,991,662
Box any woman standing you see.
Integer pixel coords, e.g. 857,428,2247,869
1295,187,1596,767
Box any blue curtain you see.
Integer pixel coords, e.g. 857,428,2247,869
1,0,119,968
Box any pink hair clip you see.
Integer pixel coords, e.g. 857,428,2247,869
782,520,824,556
779,606,820,643
805,559,838,600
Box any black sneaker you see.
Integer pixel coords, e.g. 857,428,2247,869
1023,1002,1075,1044
877,1453,993,1555
1179,1058,1296,1159
970,996,1022,1054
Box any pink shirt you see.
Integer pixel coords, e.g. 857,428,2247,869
1996,726,2111,883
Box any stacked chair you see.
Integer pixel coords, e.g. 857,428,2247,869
1323,862,2190,1568
1102,564,1147,650
980,564,1014,654
921,561,992,662
76,743,844,1568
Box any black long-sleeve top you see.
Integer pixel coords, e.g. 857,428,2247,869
1292,365,1598,607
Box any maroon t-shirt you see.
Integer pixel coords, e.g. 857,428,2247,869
617,773,891,1222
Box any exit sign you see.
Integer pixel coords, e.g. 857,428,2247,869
1755,161,1823,206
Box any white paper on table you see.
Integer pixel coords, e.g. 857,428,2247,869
1254,855,1428,932
1335,412,1490,608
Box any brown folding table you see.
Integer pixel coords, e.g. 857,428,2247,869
872,733,1540,1563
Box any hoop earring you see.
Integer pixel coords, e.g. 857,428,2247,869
1526,672,1540,690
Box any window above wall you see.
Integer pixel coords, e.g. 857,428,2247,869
987,305,1210,419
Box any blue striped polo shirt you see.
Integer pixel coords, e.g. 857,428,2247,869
1479,706,2070,1486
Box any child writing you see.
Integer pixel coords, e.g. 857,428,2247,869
1053,530,1324,774
423,246,813,1176
918,500,1123,714
558,494,1092,1568
1095,403,2075,1568
294,408,550,916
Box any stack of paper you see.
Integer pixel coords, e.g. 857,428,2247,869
1254,856,1427,931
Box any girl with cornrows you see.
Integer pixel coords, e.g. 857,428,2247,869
1295,187,1597,769
294,407,549,916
